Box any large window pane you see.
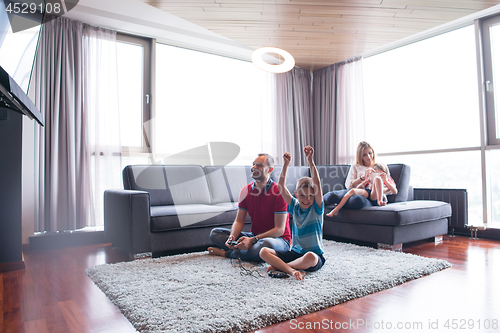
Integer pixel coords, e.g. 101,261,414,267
117,41,144,148
488,150,500,226
363,25,480,153
382,151,482,225
482,14,500,145
155,44,274,165
491,24,500,139
0,25,40,92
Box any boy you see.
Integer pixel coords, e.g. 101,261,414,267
259,146,325,281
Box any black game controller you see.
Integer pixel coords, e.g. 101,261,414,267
227,240,239,246
268,270,290,278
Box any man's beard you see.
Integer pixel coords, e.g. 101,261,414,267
251,168,266,181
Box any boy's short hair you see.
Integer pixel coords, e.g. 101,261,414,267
373,163,389,175
296,177,314,193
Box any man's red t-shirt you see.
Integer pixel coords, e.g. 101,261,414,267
238,179,291,244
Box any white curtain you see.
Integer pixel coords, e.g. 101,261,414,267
32,16,120,231
83,25,122,226
335,58,365,165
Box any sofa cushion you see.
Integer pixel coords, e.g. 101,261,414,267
325,200,451,227
150,202,239,231
223,166,253,201
317,165,351,195
204,166,252,204
123,165,212,206
271,165,310,194
123,165,172,206
163,165,212,205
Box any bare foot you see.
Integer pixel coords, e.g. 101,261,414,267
207,247,226,257
266,265,277,273
326,209,339,217
378,200,387,206
292,270,306,281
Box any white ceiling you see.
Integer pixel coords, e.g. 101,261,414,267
66,0,500,71
64,0,255,60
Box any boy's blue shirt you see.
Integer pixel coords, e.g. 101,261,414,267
287,198,325,255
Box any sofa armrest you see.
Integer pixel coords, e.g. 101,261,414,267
407,185,414,201
104,189,152,257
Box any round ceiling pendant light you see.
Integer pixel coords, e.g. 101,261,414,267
251,46,295,74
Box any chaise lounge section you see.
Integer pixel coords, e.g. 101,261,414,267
319,164,451,250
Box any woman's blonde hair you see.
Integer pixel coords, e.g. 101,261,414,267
356,141,376,166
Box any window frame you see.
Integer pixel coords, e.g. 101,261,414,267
481,14,500,146
116,33,153,155
363,17,500,227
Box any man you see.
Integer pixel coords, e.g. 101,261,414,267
208,153,291,262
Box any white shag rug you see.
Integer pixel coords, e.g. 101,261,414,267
86,240,451,333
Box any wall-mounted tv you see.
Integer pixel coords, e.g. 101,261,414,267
0,0,44,125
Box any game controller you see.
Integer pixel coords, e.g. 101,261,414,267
268,270,289,279
227,240,239,246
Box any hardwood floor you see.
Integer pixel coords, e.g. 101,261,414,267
2,236,500,333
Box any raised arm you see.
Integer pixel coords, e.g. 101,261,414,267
304,146,323,206
278,152,293,205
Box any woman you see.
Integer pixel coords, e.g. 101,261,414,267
323,141,378,210
326,162,398,216
345,141,377,189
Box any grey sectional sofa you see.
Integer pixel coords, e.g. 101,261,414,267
104,163,451,258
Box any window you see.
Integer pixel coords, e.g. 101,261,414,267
488,149,500,227
116,34,151,153
482,14,500,227
364,25,480,153
363,25,485,225
482,15,500,145
154,43,274,165
0,25,41,92
382,151,483,225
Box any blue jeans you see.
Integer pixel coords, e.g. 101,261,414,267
209,227,290,262
323,189,373,210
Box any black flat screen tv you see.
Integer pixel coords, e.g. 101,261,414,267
0,0,44,125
